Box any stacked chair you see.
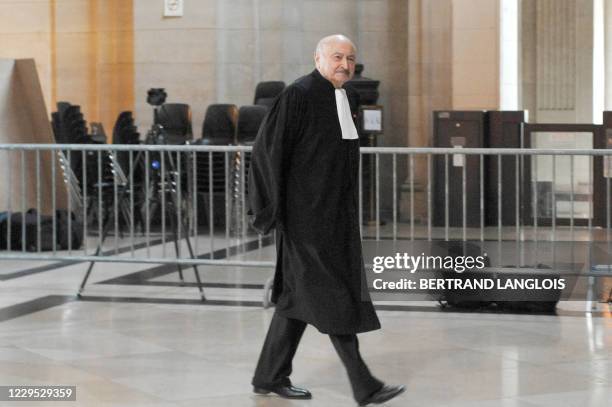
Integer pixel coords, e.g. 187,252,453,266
229,105,268,235
112,111,141,174
235,80,283,231
51,102,90,190
48,84,282,237
191,104,238,228
52,102,90,144
235,105,267,193
189,97,270,232
200,104,238,143
153,103,193,144
236,105,267,145
51,102,95,214
144,103,193,228
52,102,136,236
51,101,106,183
253,81,285,109
111,112,144,233
113,111,140,145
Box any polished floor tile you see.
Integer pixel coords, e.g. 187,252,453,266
0,237,610,407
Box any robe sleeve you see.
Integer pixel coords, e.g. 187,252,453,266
247,85,305,234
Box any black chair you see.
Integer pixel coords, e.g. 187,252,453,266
233,105,267,211
112,111,141,177
51,101,107,233
113,111,140,145
254,81,285,109
191,104,239,227
154,103,193,144
236,105,267,145
51,112,65,143
51,102,95,185
150,104,193,219
108,111,144,233
198,103,239,193
52,102,88,144
201,103,238,143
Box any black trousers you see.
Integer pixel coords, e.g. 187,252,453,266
252,311,383,404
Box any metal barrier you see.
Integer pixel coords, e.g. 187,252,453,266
1,144,611,306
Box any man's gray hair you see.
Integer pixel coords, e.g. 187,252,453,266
315,34,356,56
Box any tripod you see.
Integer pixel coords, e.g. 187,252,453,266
77,133,205,300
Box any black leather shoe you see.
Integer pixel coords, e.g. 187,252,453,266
253,384,312,399
358,384,405,406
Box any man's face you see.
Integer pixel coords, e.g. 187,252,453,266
315,40,356,88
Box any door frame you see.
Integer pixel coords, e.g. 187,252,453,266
522,123,605,227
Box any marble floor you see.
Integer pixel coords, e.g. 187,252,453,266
0,234,610,407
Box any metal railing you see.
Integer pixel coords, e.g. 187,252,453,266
1,144,610,304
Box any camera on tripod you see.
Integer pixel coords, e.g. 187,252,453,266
142,89,190,213
144,87,192,146
147,88,167,107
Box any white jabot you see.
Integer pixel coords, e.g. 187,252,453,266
334,88,359,140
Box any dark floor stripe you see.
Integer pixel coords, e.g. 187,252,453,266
97,236,274,286
0,294,605,323
77,295,262,307
0,295,75,323
113,281,264,289
0,261,79,281
77,296,607,317
0,239,163,281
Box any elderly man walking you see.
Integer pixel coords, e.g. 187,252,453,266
248,34,405,406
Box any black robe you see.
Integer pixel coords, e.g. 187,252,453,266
248,69,380,335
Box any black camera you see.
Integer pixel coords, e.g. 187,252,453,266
147,88,167,106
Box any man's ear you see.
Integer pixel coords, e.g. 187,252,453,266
314,52,320,67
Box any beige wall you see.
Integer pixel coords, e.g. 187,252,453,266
0,0,514,146
0,0,134,135
452,0,500,109
54,0,134,134
0,0,53,110
130,0,409,220
521,0,595,123
408,0,453,149
1,1,606,141
133,0,409,146
606,0,612,110
133,0,217,136
357,0,409,147
2,0,607,220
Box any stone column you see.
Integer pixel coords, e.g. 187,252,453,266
604,0,612,110
521,0,594,123
402,0,453,222
451,0,501,109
